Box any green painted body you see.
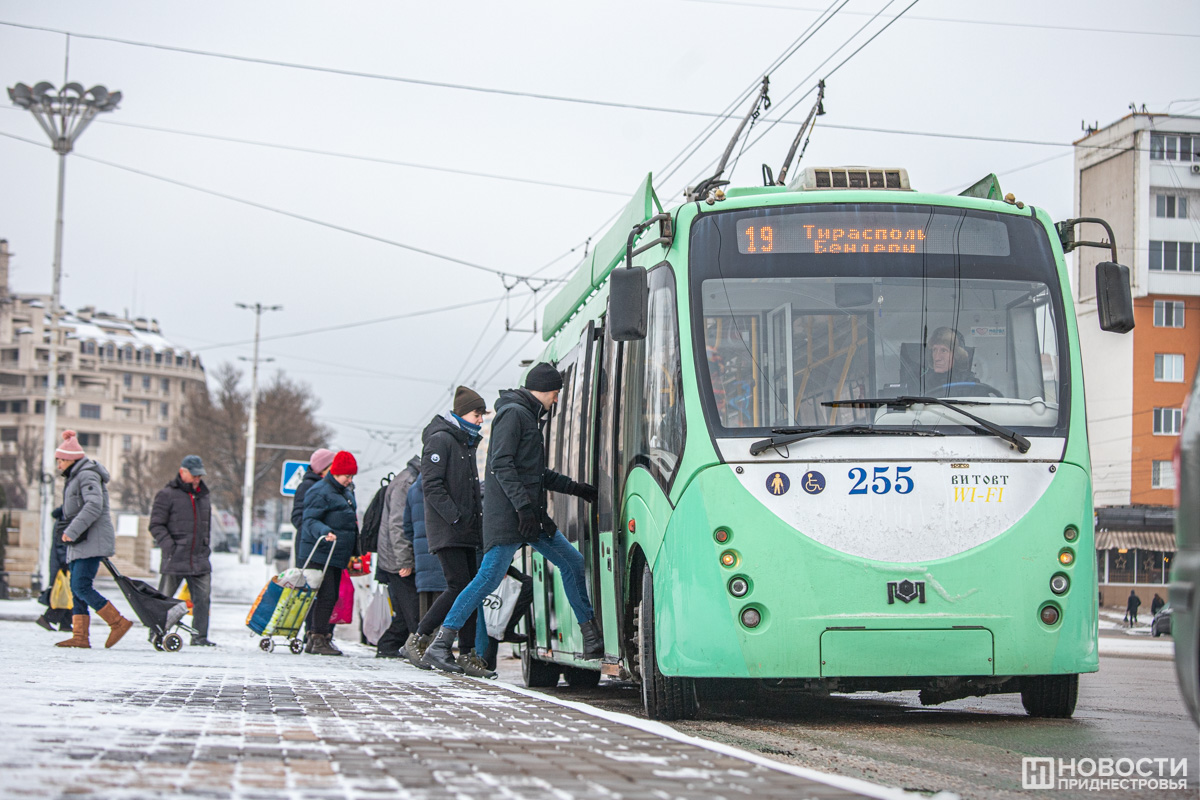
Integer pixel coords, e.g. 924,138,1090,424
528,180,1098,683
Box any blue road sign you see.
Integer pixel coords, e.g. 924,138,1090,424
280,460,309,497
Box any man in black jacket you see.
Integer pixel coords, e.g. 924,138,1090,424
410,386,492,676
423,364,600,674
150,455,215,646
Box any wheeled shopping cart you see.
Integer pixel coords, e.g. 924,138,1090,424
246,547,333,654
101,558,197,652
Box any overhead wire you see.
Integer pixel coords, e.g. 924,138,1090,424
674,1,1200,39
0,128,562,284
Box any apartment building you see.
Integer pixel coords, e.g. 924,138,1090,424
0,239,206,511
1072,113,1200,602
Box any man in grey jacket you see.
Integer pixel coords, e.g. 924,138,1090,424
150,455,215,646
373,455,421,658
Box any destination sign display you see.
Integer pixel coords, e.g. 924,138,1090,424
734,209,1011,257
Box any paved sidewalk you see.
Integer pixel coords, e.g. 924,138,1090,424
0,602,906,800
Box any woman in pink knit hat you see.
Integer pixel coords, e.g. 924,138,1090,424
53,430,134,649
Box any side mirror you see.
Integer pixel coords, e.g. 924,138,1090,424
608,267,648,341
1096,261,1135,334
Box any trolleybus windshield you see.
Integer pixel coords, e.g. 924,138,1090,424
690,203,1068,440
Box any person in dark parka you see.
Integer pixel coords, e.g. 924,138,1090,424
291,448,334,529
408,386,490,676
403,474,448,598
373,455,421,659
150,454,215,645
1126,590,1142,626
35,507,73,632
298,450,360,656
423,364,600,674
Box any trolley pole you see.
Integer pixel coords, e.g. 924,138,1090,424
236,303,281,564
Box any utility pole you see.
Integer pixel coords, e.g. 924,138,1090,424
7,79,121,590
235,303,281,564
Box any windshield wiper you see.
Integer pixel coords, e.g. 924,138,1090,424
748,423,941,456
823,396,1031,454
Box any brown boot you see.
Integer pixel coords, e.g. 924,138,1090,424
96,602,134,649
55,615,91,648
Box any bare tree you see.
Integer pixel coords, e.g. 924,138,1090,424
111,444,161,514
165,364,332,533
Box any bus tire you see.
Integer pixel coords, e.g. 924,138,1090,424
562,665,602,688
521,643,560,688
639,565,698,720
1020,674,1079,718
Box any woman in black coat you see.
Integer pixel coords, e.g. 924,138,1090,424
406,387,488,675
298,450,359,656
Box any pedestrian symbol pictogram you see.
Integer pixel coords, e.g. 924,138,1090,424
280,460,308,497
766,471,790,495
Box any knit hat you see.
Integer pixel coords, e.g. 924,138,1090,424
524,362,563,392
330,450,358,476
453,385,487,417
55,430,85,461
310,448,335,473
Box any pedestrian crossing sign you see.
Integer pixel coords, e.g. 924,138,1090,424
280,460,308,497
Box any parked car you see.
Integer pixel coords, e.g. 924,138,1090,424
273,524,296,568
1172,369,1199,726
1152,605,1174,637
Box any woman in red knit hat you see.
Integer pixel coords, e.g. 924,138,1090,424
53,430,134,649
297,450,359,656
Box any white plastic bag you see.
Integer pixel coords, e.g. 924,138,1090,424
483,575,522,640
362,587,393,646
276,568,307,589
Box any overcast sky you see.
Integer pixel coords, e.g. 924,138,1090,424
1,1,1197,507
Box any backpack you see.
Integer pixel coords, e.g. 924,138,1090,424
357,472,394,554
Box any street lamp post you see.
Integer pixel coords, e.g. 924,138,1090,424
236,303,281,564
7,81,121,591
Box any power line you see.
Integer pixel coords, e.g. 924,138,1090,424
0,19,799,120
24,111,629,198
676,0,1200,39
0,128,563,284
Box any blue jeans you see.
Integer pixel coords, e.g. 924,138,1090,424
444,531,594,632
69,557,109,615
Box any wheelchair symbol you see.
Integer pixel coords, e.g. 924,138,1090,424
802,471,826,494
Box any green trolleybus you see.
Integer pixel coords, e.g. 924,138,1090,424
516,166,1135,720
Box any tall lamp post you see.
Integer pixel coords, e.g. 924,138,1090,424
7,81,121,591
236,303,281,564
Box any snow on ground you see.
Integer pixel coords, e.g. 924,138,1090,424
1097,634,1175,660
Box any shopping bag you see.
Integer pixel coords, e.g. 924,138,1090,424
246,578,285,634
329,570,355,625
483,574,522,640
362,587,393,645
176,582,194,616
50,569,74,610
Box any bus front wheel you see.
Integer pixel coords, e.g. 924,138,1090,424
1020,674,1079,718
638,566,698,720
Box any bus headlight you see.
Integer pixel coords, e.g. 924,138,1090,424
1058,548,1075,566
1064,525,1079,542
728,577,749,597
1050,573,1070,595
720,550,738,568
714,528,731,543
740,607,761,628
1039,604,1061,625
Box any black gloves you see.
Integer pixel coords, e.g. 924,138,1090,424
568,481,598,503
518,506,542,538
